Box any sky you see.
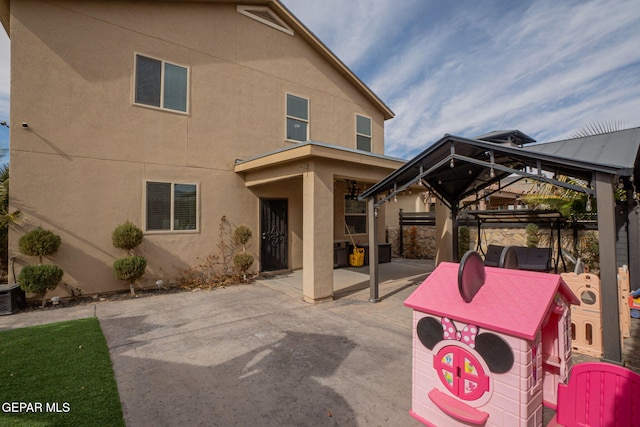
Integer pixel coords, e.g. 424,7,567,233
1,0,640,160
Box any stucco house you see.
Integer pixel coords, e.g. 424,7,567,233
1,0,404,302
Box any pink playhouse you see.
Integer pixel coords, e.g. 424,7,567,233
404,252,579,426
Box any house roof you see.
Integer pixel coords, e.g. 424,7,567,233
404,261,579,340
0,0,394,120
361,128,640,207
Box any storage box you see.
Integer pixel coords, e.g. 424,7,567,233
0,283,26,315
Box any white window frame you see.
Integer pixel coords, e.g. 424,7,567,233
133,53,190,114
356,114,372,152
144,180,199,233
344,193,367,236
286,93,309,142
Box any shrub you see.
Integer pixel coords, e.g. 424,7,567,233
18,227,61,263
526,223,540,248
113,255,146,295
18,264,64,307
232,225,252,248
458,226,470,258
580,231,600,273
112,221,144,253
233,252,254,278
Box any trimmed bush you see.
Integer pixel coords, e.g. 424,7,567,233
112,221,144,253
526,223,539,248
232,225,252,247
458,226,470,258
113,255,146,283
18,264,64,307
233,252,254,277
18,227,61,263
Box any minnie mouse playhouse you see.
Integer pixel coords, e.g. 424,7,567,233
404,251,579,426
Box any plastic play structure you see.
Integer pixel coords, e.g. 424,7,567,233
405,251,640,426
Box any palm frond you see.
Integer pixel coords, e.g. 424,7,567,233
571,120,626,139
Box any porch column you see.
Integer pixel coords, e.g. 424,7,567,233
595,172,622,363
302,161,334,303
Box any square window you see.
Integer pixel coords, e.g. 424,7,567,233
146,181,198,231
135,54,188,113
356,115,372,152
286,94,308,141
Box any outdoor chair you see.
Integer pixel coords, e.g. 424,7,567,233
547,362,640,426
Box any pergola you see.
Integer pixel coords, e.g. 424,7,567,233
361,128,640,364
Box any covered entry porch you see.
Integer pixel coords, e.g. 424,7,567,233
234,141,404,303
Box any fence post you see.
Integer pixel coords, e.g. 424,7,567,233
399,208,404,257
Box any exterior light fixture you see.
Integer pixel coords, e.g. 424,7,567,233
490,167,495,178
585,197,592,212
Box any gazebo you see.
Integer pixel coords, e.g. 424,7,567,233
361,128,640,364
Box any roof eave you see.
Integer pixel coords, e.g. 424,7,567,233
0,0,9,36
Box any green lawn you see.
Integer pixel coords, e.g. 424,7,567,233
0,317,125,427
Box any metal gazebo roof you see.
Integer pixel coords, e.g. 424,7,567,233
361,127,640,207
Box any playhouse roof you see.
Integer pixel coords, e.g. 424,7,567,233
404,262,579,341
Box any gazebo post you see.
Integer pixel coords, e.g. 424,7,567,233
627,187,640,295
368,196,379,302
595,171,623,363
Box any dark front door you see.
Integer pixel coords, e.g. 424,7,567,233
260,199,288,271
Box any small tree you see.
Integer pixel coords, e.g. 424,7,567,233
113,256,147,291
526,223,540,248
18,264,64,308
18,227,61,263
18,227,63,306
458,226,470,258
112,221,145,295
112,221,144,254
232,225,253,280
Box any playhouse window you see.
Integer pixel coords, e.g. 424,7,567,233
434,346,489,401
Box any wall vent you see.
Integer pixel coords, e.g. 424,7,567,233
237,5,294,36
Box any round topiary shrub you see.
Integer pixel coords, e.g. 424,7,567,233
112,221,144,253
18,227,61,263
113,255,147,295
233,252,254,278
18,264,64,308
232,225,252,248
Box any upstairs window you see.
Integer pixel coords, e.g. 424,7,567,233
356,114,372,152
286,94,308,142
135,54,188,113
146,181,198,232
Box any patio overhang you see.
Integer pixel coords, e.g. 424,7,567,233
234,141,405,303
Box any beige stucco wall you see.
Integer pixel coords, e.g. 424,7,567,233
8,0,393,295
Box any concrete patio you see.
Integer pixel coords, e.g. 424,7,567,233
2,257,639,426
0,258,435,427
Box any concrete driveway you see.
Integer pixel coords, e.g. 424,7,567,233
0,259,433,426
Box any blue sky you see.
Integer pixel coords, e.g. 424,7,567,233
1,0,640,160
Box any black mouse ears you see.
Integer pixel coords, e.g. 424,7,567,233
416,316,514,374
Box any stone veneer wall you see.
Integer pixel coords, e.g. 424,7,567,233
386,225,596,262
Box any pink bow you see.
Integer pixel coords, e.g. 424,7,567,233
441,317,478,348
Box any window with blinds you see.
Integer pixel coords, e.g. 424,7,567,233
135,54,188,113
146,182,197,231
286,93,308,142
